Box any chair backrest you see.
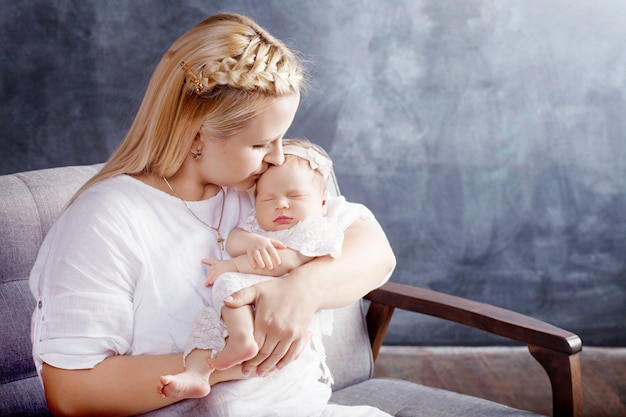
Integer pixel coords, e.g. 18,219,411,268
318,144,375,390
0,163,373,415
322,302,374,390
0,164,101,415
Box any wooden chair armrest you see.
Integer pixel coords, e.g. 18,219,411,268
365,281,582,356
364,281,583,417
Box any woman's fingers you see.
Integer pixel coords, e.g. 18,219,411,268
244,328,302,376
275,331,310,370
224,285,256,308
244,340,286,376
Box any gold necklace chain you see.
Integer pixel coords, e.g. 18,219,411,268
162,176,226,250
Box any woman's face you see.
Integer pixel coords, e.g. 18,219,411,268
254,161,327,231
200,94,300,190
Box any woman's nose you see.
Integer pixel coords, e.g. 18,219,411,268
264,140,284,166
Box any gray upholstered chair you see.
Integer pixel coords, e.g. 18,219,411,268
0,164,582,416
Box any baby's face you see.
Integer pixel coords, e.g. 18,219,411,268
255,162,326,231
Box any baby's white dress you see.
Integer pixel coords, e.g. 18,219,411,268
180,212,391,417
183,213,341,371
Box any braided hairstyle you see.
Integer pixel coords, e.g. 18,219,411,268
71,13,305,203
179,15,301,96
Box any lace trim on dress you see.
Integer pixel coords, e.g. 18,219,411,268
240,212,344,259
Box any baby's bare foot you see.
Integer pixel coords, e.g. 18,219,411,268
157,372,211,399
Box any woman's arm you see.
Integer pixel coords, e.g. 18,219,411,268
226,216,395,376
42,355,245,417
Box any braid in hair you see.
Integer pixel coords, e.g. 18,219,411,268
180,20,302,97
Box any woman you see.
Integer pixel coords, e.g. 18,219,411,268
30,13,395,416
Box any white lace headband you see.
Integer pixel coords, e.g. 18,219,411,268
283,144,333,179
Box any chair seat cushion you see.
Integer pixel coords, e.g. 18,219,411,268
330,377,545,417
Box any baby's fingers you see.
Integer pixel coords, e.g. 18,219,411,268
266,244,282,267
202,258,220,286
270,239,287,250
259,249,276,270
247,250,263,269
205,270,219,287
201,258,219,267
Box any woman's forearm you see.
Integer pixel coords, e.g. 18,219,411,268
42,354,244,416
43,354,183,416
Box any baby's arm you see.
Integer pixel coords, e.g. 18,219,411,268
231,228,317,274
226,228,282,266
203,228,315,285
203,248,314,286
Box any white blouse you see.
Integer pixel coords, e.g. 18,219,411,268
29,175,378,380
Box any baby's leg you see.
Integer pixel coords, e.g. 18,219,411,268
209,304,258,370
157,348,214,399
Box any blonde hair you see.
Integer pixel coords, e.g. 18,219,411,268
70,13,305,204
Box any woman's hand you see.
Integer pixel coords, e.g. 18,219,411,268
224,276,316,376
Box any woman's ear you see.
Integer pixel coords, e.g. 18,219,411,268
190,129,204,160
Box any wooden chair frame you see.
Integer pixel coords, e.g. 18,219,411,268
365,282,583,417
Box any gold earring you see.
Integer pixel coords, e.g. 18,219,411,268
193,150,202,161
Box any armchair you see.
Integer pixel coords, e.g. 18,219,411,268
0,164,582,417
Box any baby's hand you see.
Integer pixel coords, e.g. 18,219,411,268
202,258,238,286
245,234,286,270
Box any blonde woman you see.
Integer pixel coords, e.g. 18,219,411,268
30,13,395,416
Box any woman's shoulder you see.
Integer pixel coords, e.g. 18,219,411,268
68,175,165,219
83,175,155,196
81,174,181,202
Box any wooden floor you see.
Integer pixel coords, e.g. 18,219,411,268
373,346,626,417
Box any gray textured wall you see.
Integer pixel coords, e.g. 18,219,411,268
2,0,625,346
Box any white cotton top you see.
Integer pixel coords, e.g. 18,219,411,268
29,174,379,380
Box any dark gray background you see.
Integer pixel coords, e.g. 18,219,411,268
2,0,625,346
